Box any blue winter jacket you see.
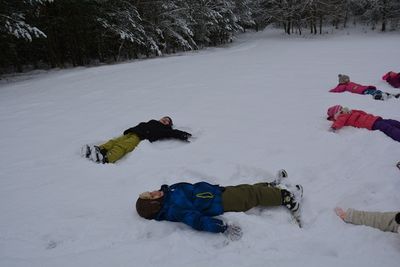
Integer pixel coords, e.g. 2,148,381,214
155,182,227,233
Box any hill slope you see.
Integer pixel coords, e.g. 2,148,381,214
0,29,399,267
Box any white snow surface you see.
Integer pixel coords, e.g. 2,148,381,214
0,29,399,267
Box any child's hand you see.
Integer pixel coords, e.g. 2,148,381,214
224,223,243,241
329,127,336,132
335,207,347,221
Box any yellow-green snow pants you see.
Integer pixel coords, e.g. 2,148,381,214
99,133,141,163
222,183,282,212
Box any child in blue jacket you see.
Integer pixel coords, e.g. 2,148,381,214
135,170,303,240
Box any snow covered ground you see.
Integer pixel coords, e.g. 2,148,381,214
0,28,399,267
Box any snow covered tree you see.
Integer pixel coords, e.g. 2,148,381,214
2,0,399,75
36,0,104,67
187,0,242,46
305,0,344,34
158,0,198,53
249,0,273,31
234,0,255,30
141,0,197,53
256,0,309,34
0,0,51,41
97,0,160,60
208,0,243,44
353,0,400,31
0,0,52,73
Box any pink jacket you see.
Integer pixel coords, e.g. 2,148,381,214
329,82,376,94
382,71,400,88
331,110,381,130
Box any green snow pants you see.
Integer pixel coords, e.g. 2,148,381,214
222,183,282,212
99,133,141,163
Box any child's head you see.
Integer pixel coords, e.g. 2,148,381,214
136,190,164,219
159,116,173,127
327,105,343,120
338,74,350,84
327,105,351,120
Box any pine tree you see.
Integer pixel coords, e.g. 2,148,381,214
234,0,255,30
98,0,156,60
0,0,51,73
0,0,50,41
153,0,197,53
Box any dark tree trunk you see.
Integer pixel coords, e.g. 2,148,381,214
319,15,323,34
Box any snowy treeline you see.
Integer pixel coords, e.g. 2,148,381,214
1,0,399,73
252,0,400,34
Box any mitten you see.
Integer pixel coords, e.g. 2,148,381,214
224,223,243,241
180,131,192,141
395,212,400,224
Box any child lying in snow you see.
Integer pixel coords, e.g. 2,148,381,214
382,71,400,88
335,207,400,234
329,74,399,100
82,116,191,163
135,170,303,240
327,105,400,142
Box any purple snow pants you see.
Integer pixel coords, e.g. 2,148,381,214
372,119,400,142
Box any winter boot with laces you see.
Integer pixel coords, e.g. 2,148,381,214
89,145,108,164
81,144,91,158
281,184,303,227
269,169,288,187
374,92,392,101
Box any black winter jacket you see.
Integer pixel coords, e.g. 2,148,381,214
123,120,191,142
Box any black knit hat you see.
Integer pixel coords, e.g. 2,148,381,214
395,212,400,224
165,116,173,126
136,196,163,219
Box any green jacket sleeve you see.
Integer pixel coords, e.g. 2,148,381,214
344,209,400,233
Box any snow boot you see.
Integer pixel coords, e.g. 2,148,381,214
81,144,91,158
385,93,393,100
281,184,303,227
373,91,393,100
373,93,384,100
269,169,288,186
89,145,107,164
277,169,288,179
281,185,303,214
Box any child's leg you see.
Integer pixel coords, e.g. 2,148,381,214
373,119,400,142
364,89,395,100
101,134,141,163
222,183,282,212
364,89,381,100
99,138,118,151
384,119,400,129
363,88,381,96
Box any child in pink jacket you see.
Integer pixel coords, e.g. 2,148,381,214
327,105,400,142
329,74,399,100
382,71,400,88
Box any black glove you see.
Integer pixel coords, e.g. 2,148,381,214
180,131,192,141
224,223,242,241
